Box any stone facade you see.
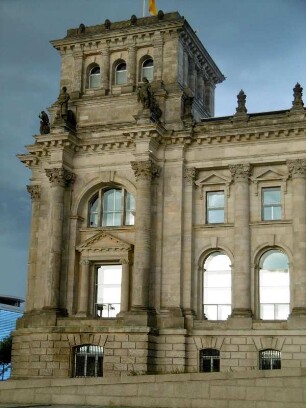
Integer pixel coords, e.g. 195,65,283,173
14,12,306,380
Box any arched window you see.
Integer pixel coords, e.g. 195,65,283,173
115,62,127,85
199,348,220,372
141,58,154,82
259,250,290,320
203,252,231,320
259,349,281,370
89,66,101,88
73,345,103,377
89,187,135,227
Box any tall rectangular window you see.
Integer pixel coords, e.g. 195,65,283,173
95,265,122,318
262,187,281,221
206,191,225,224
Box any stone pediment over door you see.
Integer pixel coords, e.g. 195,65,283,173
76,231,133,261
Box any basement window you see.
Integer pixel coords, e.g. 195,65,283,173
73,345,103,377
259,349,281,370
199,348,220,372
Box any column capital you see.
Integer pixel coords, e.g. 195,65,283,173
287,158,306,178
45,167,76,186
229,163,251,182
184,167,197,184
131,160,160,181
79,259,92,266
27,185,41,201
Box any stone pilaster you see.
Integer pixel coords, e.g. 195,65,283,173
130,160,159,312
101,44,110,92
71,50,83,98
76,259,91,317
229,164,252,321
44,168,75,311
153,33,164,82
127,42,136,88
25,185,41,312
120,258,130,314
287,159,306,318
182,168,197,327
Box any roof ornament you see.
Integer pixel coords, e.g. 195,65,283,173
130,15,137,26
104,19,111,30
291,83,304,110
78,23,85,34
157,10,164,20
38,111,50,135
236,90,247,114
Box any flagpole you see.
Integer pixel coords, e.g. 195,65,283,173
143,0,146,17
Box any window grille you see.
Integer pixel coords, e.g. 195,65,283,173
199,348,220,373
73,345,103,377
259,349,281,370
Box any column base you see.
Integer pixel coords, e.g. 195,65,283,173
157,307,185,329
124,306,157,326
16,307,67,329
227,308,253,329
288,307,306,329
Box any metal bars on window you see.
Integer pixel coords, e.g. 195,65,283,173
259,349,281,370
73,345,103,377
199,348,220,373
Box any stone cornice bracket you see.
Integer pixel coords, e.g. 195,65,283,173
27,185,41,201
131,160,160,181
184,167,197,184
229,163,251,182
287,159,306,178
45,167,76,187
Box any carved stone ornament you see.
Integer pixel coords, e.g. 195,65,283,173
39,111,50,135
131,160,160,181
229,164,251,181
287,159,306,178
184,168,197,184
27,185,41,201
235,90,247,114
45,168,75,186
79,259,92,266
292,83,304,109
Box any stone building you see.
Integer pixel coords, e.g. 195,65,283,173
14,12,306,379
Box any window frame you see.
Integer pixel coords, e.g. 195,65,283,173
206,190,225,224
141,57,154,82
257,249,290,320
73,344,103,378
88,187,135,228
115,61,127,85
199,348,220,373
259,349,281,370
89,65,101,89
95,264,122,318
203,251,232,321
261,186,282,221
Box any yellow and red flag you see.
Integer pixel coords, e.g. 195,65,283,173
149,0,158,16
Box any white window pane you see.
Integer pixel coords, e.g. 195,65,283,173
261,304,274,320
142,66,153,81
204,287,231,304
271,206,281,220
89,74,100,88
207,192,224,207
204,305,217,320
219,305,231,320
204,270,231,287
263,207,272,220
261,251,288,270
125,211,135,226
260,287,290,303
263,189,281,205
98,266,122,284
276,304,289,319
102,287,121,303
116,70,127,85
207,209,224,223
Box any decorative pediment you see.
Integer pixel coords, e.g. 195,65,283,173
195,172,231,198
251,168,288,195
77,231,132,253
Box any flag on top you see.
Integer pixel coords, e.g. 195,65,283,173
149,0,158,16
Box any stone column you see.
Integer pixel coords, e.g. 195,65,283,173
287,159,306,317
229,164,252,318
45,168,75,310
120,258,130,313
101,44,110,91
76,259,91,317
182,168,197,324
71,49,83,98
25,185,41,312
127,42,136,88
153,33,164,82
131,160,159,310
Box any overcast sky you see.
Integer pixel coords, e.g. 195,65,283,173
0,0,305,300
